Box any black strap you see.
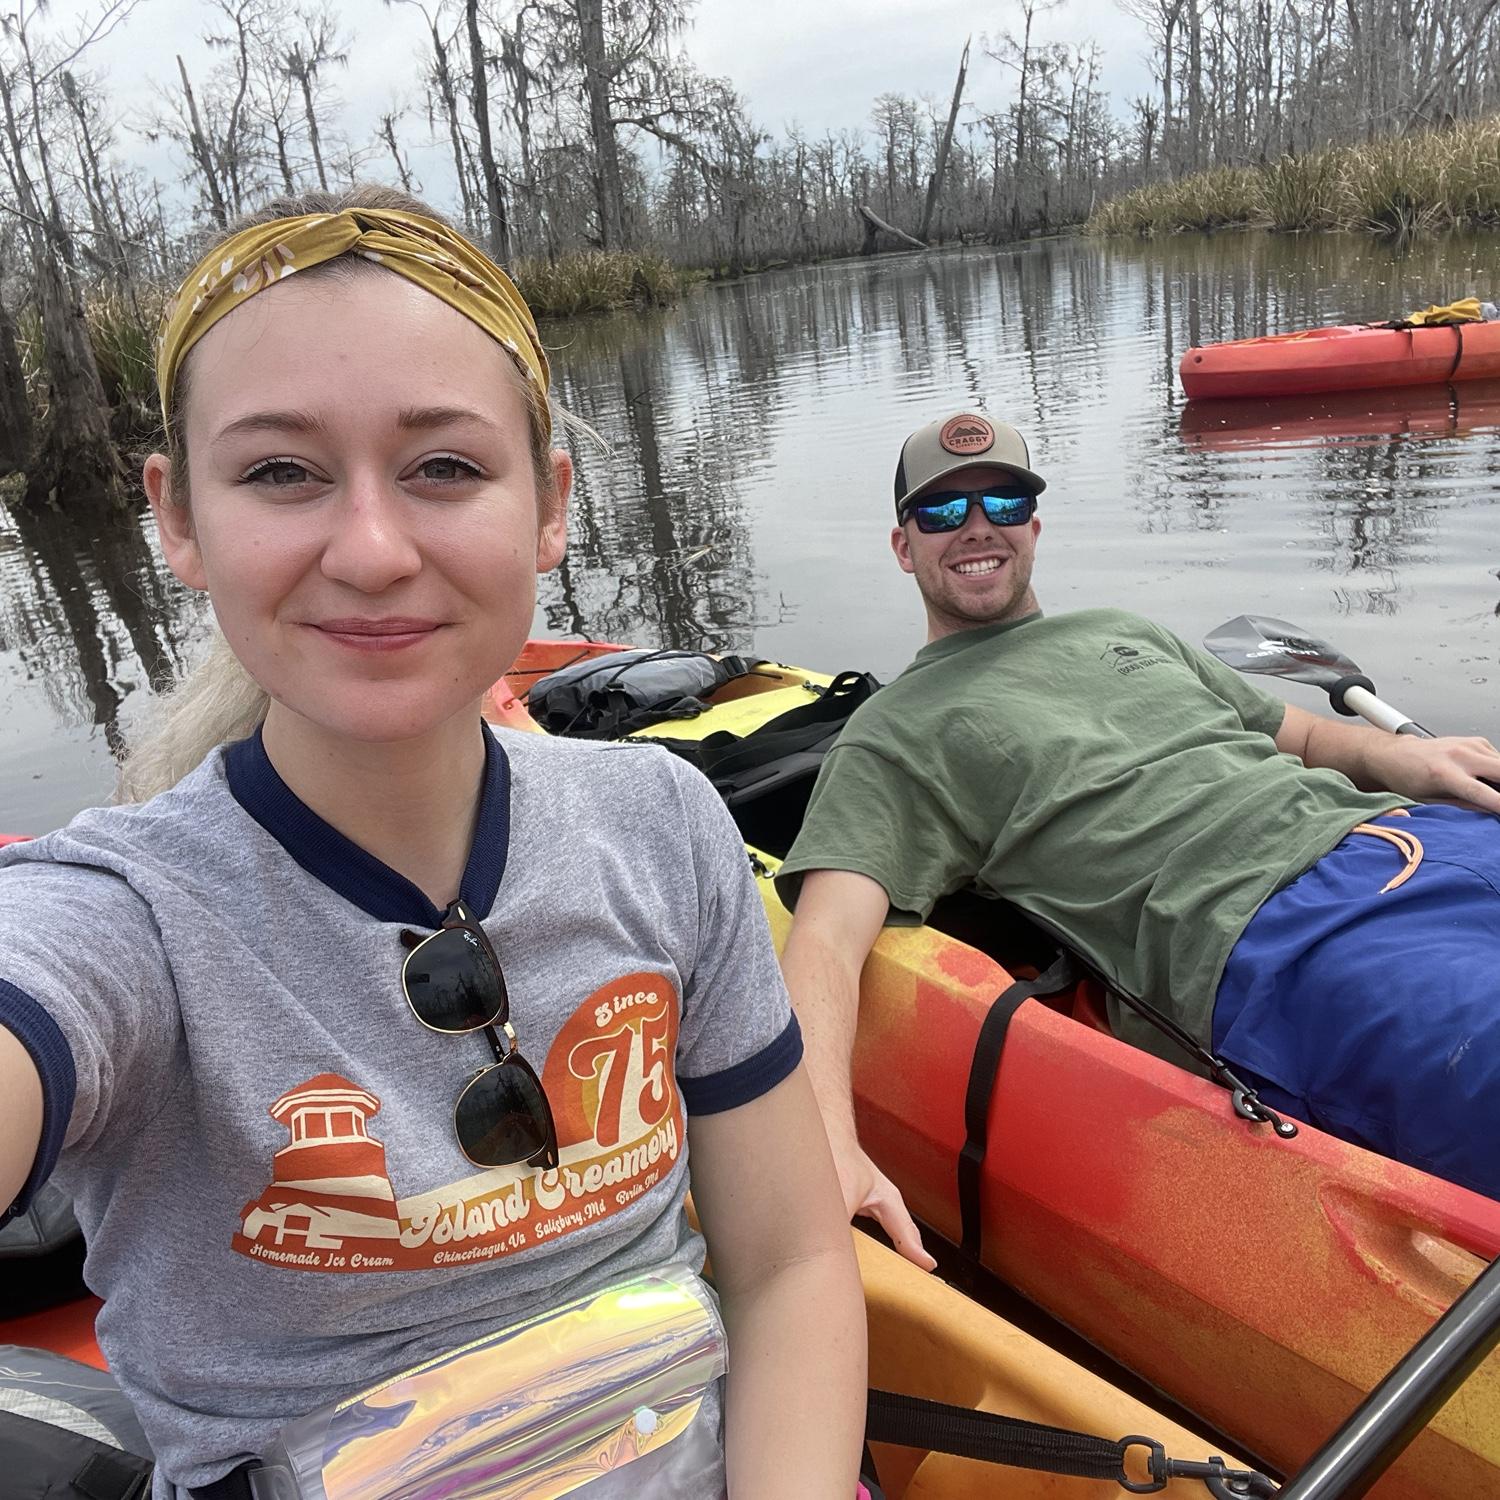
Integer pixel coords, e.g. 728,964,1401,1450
0,1410,153,1500
984,901,1299,1143
958,949,1078,1263
692,670,880,781
867,1389,1130,1483
1447,321,1465,381
74,1452,154,1500
865,1389,1279,1497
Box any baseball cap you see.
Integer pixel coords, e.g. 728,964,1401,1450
893,411,1047,515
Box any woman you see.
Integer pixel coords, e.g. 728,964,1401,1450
0,187,865,1499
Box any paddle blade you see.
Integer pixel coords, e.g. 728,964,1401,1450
1203,615,1363,689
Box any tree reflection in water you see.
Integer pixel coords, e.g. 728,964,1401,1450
7,230,1500,826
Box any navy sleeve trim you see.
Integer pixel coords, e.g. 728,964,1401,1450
0,978,77,1222
679,1014,803,1116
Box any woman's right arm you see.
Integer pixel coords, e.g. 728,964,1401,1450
0,1023,44,1214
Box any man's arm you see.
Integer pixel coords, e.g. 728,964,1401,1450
779,868,937,1271
1274,702,1500,814
0,1024,44,1216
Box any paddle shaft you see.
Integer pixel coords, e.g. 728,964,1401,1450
1337,682,1432,738
1278,1253,1500,1500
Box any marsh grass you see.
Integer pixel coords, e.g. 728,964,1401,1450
1088,114,1500,237
512,249,687,317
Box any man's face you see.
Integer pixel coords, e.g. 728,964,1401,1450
891,463,1042,639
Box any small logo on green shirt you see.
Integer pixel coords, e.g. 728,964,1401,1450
1100,642,1170,676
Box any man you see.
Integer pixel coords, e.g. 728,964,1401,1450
777,409,1500,1270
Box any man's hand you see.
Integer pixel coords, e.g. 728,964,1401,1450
1277,704,1500,814
826,1119,937,1272
1363,733,1500,814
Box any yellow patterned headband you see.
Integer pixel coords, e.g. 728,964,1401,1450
156,207,550,440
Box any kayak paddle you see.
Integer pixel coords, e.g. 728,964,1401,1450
1203,615,1433,737
1205,612,1500,796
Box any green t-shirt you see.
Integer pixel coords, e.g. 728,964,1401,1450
777,608,1406,1057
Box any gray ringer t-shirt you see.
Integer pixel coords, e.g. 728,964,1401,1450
0,725,800,1494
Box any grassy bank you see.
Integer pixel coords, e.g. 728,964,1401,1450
1088,115,1500,237
514,249,688,317
13,248,688,444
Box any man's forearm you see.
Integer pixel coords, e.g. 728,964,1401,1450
780,934,862,1140
1295,713,1390,790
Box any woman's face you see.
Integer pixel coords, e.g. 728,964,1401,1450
145,271,568,746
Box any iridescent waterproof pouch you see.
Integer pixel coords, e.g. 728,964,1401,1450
249,1266,726,1500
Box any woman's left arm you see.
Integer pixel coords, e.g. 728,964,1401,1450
689,1061,866,1500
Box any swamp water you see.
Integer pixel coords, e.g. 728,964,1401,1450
3,230,1498,830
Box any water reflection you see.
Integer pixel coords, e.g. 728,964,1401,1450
4,229,1499,830
0,492,194,827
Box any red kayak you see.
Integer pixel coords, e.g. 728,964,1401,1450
1180,320,1500,401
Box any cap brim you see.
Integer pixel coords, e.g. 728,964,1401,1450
896,460,1047,513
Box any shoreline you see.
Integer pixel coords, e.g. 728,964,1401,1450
1087,114,1500,239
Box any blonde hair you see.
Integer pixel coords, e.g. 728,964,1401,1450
118,185,565,805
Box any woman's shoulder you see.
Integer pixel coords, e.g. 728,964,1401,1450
494,727,725,831
2,746,245,891
494,725,700,785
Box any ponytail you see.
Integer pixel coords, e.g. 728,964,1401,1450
115,629,269,804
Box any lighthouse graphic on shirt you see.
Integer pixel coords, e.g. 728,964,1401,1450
232,972,682,1273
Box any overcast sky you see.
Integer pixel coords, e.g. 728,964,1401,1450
49,0,1158,211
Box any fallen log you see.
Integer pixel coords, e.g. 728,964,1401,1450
857,204,927,254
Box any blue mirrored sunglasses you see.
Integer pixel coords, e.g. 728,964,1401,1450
901,490,1037,533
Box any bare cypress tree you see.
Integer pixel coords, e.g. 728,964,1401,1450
378,109,417,192
163,55,231,226
464,0,511,260
282,8,350,194
0,1,129,508
0,250,34,478
920,37,970,242
389,0,477,227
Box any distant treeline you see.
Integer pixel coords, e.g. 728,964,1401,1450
4,0,1500,507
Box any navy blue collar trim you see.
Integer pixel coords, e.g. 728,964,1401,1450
223,724,511,927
